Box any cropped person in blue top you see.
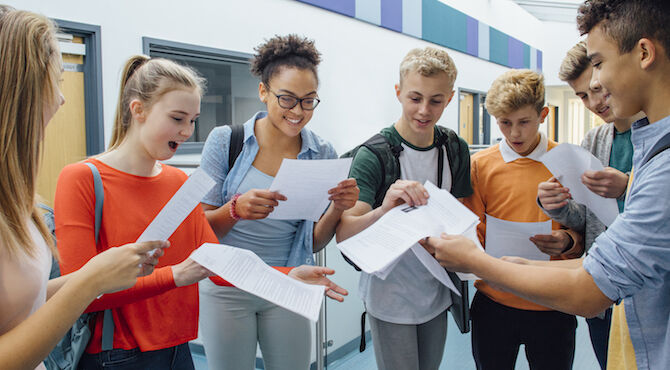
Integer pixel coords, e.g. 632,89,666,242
198,34,358,370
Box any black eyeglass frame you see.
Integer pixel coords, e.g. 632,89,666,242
266,85,321,111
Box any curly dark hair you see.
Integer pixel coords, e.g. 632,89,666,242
250,34,321,86
577,0,670,59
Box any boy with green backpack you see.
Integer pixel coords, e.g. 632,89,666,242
336,47,471,370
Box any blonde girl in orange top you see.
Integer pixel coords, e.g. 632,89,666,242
55,51,347,368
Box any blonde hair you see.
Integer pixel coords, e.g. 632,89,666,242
399,47,457,87
485,69,545,118
0,7,58,257
558,41,590,82
108,55,206,150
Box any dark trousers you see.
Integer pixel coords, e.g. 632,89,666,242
78,342,194,370
471,292,577,370
586,307,612,370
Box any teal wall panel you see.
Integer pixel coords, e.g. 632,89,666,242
489,27,508,67
421,0,468,54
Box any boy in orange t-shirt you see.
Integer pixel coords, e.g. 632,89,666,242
463,70,583,370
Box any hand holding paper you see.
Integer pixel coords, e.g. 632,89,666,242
268,158,353,221
485,214,552,261
540,144,619,225
337,181,479,276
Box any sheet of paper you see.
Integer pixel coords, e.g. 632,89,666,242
136,169,215,245
372,251,403,280
337,181,479,274
540,143,619,226
191,243,325,322
484,214,552,261
268,158,353,222
410,244,460,296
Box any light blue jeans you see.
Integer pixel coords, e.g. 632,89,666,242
198,280,311,370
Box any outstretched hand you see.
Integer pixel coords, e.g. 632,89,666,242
288,265,349,302
423,233,481,272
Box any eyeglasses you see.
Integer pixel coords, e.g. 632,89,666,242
267,86,321,111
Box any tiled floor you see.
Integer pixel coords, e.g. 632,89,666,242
327,315,599,370
193,314,598,370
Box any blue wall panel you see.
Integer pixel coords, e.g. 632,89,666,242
296,0,542,71
489,27,508,67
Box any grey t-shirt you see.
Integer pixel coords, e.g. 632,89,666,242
352,129,453,324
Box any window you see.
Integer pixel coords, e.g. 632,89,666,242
143,37,265,154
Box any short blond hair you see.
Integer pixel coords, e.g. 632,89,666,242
399,47,457,87
558,41,590,82
486,69,545,118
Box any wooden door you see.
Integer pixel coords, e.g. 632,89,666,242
459,93,474,144
36,36,88,206
547,105,557,141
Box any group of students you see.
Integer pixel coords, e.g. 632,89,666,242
1,1,669,370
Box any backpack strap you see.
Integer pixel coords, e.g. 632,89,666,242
360,133,403,209
228,124,245,170
84,162,114,352
85,163,104,243
647,143,670,164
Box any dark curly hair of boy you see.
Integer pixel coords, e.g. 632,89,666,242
577,0,670,59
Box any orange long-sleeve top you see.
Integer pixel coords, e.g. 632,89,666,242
463,141,584,311
55,159,218,353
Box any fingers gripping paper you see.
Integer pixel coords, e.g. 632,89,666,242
540,144,619,226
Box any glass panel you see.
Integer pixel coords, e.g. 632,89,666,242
150,51,265,143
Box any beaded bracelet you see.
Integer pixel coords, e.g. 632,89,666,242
229,193,242,220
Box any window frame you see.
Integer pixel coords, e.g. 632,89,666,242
142,37,255,154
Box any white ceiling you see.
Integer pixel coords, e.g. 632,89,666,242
512,0,582,23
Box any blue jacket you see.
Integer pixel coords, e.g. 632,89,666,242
200,111,338,266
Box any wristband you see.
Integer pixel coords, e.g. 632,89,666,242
229,193,242,220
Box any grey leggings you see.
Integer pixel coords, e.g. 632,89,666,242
198,280,311,370
368,311,448,370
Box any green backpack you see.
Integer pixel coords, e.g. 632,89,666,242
340,125,473,344
340,125,471,208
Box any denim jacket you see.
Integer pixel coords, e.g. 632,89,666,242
200,111,338,266
583,116,670,370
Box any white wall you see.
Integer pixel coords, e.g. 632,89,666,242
9,0,561,363
541,21,584,86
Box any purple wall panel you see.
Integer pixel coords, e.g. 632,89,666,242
297,0,355,17
381,0,403,32
466,16,478,57
507,36,525,69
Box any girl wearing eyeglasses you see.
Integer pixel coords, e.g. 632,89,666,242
198,34,359,370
